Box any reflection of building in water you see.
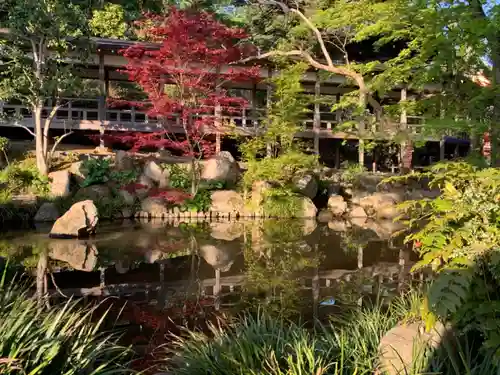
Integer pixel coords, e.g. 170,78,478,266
48,246,429,312
16,220,428,312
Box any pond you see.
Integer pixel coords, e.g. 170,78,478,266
0,218,424,317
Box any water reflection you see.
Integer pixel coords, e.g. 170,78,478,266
0,219,424,317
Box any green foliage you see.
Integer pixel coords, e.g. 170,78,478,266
81,157,138,188
81,158,112,187
0,0,91,174
0,0,89,104
340,163,366,184
198,179,226,190
89,3,127,38
238,64,317,217
162,163,191,190
262,187,303,218
94,195,133,219
392,162,500,357
183,189,212,213
0,159,49,196
0,275,131,374
109,169,138,187
243,150,317,190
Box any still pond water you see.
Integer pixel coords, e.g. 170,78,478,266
0,218,423,318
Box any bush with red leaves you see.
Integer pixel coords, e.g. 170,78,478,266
107,7,261,157
148,188,192,204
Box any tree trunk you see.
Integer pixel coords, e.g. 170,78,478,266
33,103,48,175
190,158,198,196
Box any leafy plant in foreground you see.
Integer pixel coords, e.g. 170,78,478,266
0,276,132,374
390,162,500,357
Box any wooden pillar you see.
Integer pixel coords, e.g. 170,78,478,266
98,51,106,149
358,140,365,167
266,67,273,157
313,73,321,155
399,87,413,171
251,84,258,129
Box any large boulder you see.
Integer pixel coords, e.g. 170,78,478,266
140,197,169,218
297,196,317,218
210,190,245,215
378,322,451,375
349,205,368,219
292,174,318,199
50,200,98,238
201,151,240,186
48,170,71,197
376,204,401,220
144,161,169,188
115,150,134,171
48,240,97,271
359,192,402,217
327,195,348,216
76,184,112,201
34,202,59,222
359,192,400,209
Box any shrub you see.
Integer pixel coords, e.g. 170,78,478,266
0,159,49,197
262,187,303,218
81,158,138,189
81,158,112,187
0,276,132,374
183,189,212,212
161,164,191,190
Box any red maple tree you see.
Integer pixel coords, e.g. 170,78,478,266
110,7,261,194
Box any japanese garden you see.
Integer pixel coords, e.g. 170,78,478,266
0,0,499,374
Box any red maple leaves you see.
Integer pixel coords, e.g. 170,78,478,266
112,7,261,157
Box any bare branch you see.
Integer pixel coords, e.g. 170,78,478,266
13,121,36,138
47,131,74,165
43,104,61,159
257,0,334,67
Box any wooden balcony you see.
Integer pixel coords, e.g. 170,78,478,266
0,100,428,141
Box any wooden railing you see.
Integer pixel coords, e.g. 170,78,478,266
0,99,429,139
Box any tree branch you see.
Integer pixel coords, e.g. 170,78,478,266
43,103,61,158
13,121,36,138
47,131,74,165
257,0,334,67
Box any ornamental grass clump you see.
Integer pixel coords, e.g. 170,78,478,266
0,274,133,374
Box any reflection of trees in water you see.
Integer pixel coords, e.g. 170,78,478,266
241,220,322,317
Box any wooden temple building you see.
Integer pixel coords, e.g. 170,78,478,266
0,37,469,169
